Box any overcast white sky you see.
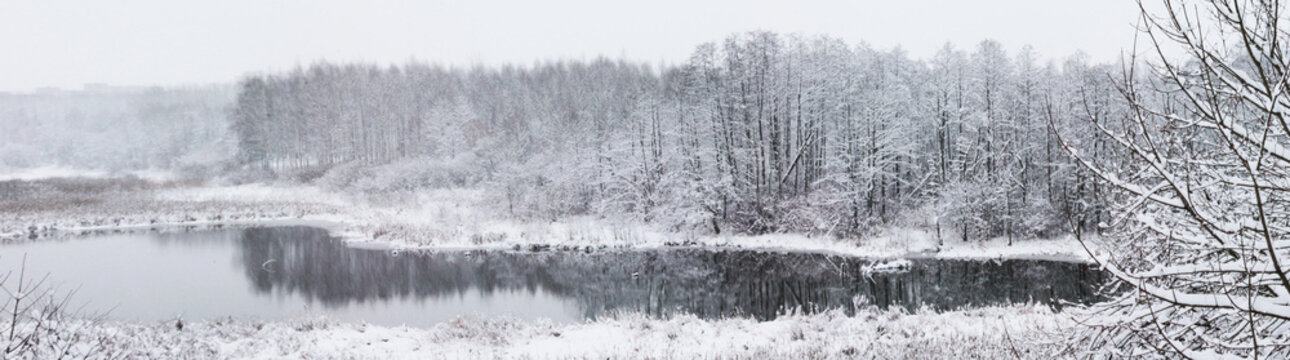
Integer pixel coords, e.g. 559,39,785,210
0,0,1144,92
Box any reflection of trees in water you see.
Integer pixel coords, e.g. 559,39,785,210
236,227,1107,320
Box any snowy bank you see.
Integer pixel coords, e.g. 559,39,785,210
321,188,1091,262
1,179,1091,262
38,305,1075,359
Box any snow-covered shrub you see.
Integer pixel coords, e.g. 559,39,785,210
774,193,844,237
313,161,365,190
351,161,427,192
1016,195,1062,239
935,180,995,241
346,154,488,193
0,259,117,358
648,180,720,234
489,169,593,221
223,165,275,185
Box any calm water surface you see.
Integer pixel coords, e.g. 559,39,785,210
0,226,1107,327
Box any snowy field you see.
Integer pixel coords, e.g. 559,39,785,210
29,306,1079,359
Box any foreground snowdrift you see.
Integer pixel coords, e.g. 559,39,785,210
42,306,1073,359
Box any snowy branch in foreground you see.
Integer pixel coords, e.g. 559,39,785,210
1064,0,1290,357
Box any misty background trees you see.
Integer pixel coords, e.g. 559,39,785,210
0,85,235,175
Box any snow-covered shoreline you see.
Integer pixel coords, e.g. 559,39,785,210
2,180,1092,262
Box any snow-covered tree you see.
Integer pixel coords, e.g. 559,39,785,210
225,32,1113,240
1064,0,1290,357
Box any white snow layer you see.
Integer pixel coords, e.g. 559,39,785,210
57,305,1072,359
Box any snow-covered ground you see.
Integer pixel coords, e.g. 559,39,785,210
35,305,1075,359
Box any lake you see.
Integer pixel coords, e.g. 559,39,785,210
0,226,1107,327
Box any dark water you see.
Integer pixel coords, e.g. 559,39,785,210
0,226,1107,327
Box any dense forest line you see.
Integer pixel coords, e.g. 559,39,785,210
231,32,1130,240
